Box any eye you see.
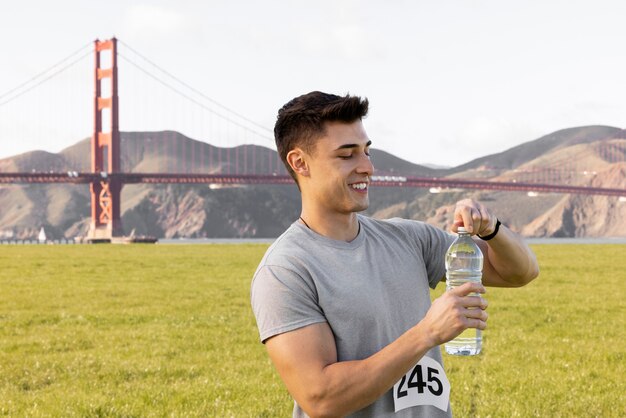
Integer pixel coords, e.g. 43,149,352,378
338,154,352,160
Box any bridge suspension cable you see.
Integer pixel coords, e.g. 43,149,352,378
0,42,92,108
117,40,273,141
118,40,272,135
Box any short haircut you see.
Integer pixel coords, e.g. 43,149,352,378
274,91,369,181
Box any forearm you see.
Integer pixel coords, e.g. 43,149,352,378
479,224,539,287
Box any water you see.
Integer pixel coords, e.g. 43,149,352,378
445,271,483,356
445,327,482,356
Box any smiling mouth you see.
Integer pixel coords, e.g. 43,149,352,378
350,182,368,191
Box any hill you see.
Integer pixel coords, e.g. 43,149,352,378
450,125,623,173
0,127,624,239
384,126,626,237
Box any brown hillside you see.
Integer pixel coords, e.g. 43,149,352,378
520,163,626,237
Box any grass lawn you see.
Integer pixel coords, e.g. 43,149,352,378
435,244,625,417
0,244,624,417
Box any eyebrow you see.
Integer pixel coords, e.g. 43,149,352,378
334,140,372,151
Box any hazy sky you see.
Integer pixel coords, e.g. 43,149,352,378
1,1,625,167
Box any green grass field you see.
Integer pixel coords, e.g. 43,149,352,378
0,244,624,417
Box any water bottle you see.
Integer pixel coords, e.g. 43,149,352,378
444,226,483,356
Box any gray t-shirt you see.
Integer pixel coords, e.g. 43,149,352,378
251,215,455,417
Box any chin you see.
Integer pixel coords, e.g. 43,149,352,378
352,201,369,212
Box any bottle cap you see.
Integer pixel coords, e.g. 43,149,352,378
457,226,467,233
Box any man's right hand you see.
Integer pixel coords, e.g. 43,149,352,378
420,282,488,348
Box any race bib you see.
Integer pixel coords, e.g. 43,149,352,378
393,356,450,413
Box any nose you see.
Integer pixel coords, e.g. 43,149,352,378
356,152,375,176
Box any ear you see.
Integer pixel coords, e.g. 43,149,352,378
286,148,310,178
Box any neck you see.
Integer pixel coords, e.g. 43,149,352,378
299,211,360,242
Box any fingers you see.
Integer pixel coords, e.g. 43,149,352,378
457,299,488,332
467,317,488,331
425,286,489,345
450,283,488,310
448,283,489,329
448,281,486,296
462,294,488,310
463,305,489,320
453,199,495,235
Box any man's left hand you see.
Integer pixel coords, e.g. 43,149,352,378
452,199,497,236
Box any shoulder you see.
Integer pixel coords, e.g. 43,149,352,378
258,223,310,268
359,215,451,244
252,223,316,292
251,224,326,342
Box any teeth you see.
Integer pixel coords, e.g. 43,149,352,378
351,183,367,190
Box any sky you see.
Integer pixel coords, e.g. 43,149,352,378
1,0,625,167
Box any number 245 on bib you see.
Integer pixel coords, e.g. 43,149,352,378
393,356,451,413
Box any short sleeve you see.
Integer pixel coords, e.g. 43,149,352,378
251,265,327,343
391,220,454,289
419,223,455,288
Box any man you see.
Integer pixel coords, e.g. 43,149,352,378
251,91,539,417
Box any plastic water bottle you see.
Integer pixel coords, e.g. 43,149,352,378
444,226,483,356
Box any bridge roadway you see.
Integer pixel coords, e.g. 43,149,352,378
1,172,625,197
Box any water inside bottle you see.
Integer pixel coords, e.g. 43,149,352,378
445,328,482,356
445,269,483,356
446,270,482,291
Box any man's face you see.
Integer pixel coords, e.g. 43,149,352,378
303,120,374,214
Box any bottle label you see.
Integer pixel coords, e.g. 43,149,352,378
392,355,451,412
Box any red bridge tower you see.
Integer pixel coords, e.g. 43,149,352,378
87,38,123,239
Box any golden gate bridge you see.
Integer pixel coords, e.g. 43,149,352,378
1,38,625,240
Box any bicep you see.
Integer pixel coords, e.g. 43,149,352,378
476,239,517,287
265,322,337,405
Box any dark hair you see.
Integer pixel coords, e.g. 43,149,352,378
274,91,369,181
